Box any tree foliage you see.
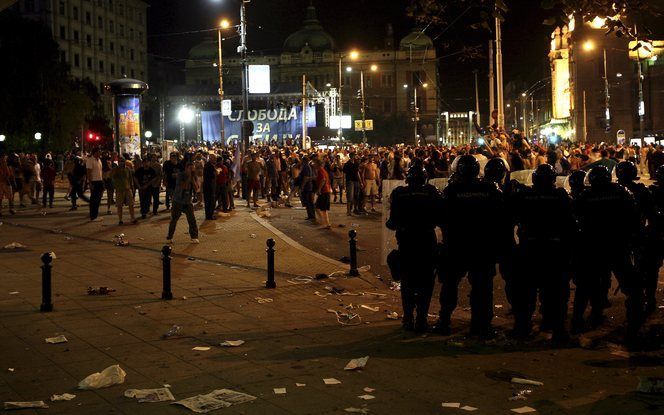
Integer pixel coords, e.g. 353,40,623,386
0,11,101,152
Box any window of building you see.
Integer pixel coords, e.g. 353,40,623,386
130,69,135,78
59,26,66,39
365,75,373,88
87,57,92,69
97,0,104,7
137,11,142,23
119,24,124,36
121,65,126,75
85,11,91,25
60,51,66,63
110,63,115,75
72,6,79,20
120,45,125,57
109,20,114,33
108,0,113,11
381,74,393,88
58,1,65,15
139,31,143,44
118,4,123,15
129,28,134,40
344,75,352,87
98,38,103,50
98,16,103,28
74,53,80,67
383,99,393,113
98,60,104,72
130,49,134,61
109,41,114,52
86,34,91,47
73,30,79,42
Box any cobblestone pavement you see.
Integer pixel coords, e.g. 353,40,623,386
0,191,663,414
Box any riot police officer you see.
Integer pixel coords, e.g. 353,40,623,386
568,170,587,200
645,166,664,314
511,164,576,341
434,155,508,338
386,164,442,332
572,166,644,339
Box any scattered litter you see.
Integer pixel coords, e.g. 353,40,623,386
287,276,313,285
78,365,126,390
137,237,145,241
360,305,379,312
220,340,245,347
350,223,359,228
50,394,76,402
364,387,375,393
212,250,218,253
113,234,129,246
636,377,664,394
329,270,347,278
3,242,26,249
187,257,196,261
389,282,401,291
164,384,171,388
4,401,49,410
323,378,341,385
163,325,182,338
296,383,306,387
344,356,369,371
124,388,175,403
315,291,331,298
386,311,399,320
87,287,116,295
9,291,19,295
460,406,478,411
607,343,630,358
358,394,375,400
509,390,532,401
52,229,63,234
273,388,287,395
181,296,188,300
357,265,371,272
249,234,257,239
192,347,211,351
327,309,362,326
174,389,256,413
511,406,537,414
40,211,47,216
360,292,387,298
578,336,593,348
511,378,543,387
8,368,15,372
442,402,461,408
64,236,72,241
255,297,273,304
45,335,68,344
344,408,369,414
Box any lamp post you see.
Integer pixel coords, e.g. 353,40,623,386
178,106,195,143
354,63,377,143
582,40,611,142
405,82,427,145
218,19,230,144
337,50,359,140
239,0,249,153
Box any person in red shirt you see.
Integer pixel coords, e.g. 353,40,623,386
313,158,332,229
215,159,229,211
41,159,57,208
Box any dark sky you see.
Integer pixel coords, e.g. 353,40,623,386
147,0,554,111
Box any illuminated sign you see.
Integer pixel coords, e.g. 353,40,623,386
248,65,271,94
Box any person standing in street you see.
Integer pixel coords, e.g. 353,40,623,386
150,155,163,215
313,157,332,229
167,161,199,244
40,158,56,208
203,153,217,220
86,148,104,221
162,152,178,211
245,152,263,208
0,155,15,216
110,158,137,225
298,154,315,220
134,158,156,220
343,153,361,215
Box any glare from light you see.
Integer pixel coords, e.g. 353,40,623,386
651,55,658,62
0,134,5,142
178,107,195,124
616,72,623,78
422,83,429,88
588,16,607,29
34,132,42,140
220,19,230,29
145,131,153,139
349,50,359,60
326,83,331,87
582,40,595,52
506,103,511,108
346,66,352,72
521,92,527,97
477,138,485,145
370,64,378,72
403,84,408,89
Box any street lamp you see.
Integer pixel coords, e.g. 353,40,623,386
582,40,610,141
178,106,195,142
405,82,427,145
145,130,153,139
0,134,5,142
34,132,42,141
218,19,231,144
355,63,378,143
336,49,360,139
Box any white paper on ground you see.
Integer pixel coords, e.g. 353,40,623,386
50,393,76,402
442,402,461,408
360,305,379,312
173,389,256,413
192,347,211,351
273,388,287,395
511,406,537,414
4,401,49,409
363,387,375,393
460,406,478,411
344,408,370,414
78,365,126,390
323,378,341,385
357,394,375,400
45,335,68,344
344,356,369,371
124,388,175,403
511,378,544,386
8,291,19,295
296,383,306,387
3,242,26,249
220,340,245,347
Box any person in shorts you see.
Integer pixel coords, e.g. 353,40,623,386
313,158,332,229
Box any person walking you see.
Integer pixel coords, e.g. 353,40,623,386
167,161,199,244
0,155,15,216
162,152,178,211
86,148,104,221
134,158,156,220
41,159,56,208
110,158,137,225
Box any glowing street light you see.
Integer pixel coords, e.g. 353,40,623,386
178,107,195,124
582,40,595,51
370,64,378,72
145,130,153,139
34,132,42,141
346,66,352,72
349,50,359,60
422,83,429,88
219,19,230,29
0,134,5,142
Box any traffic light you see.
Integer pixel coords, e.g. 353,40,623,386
86,131,101,142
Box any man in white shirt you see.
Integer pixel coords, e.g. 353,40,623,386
86,148,104,221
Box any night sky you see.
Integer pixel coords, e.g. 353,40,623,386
147,0,554,111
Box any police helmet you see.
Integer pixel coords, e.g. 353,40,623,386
568,170,587,190
615,161,638,182
588,165,612,187
656,165,664,184
406,166,427,186
532,164,556,189
484,158,507,183
456,155,480,180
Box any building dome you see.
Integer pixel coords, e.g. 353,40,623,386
283,3,335,53
399,28,434,50
189,39,217,60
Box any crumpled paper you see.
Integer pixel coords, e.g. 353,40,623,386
344,356,369,371
4,401,49,410
3,242,26,249
45,335,68,344
51,394,76,402
78,365,126,390
124,388,175,403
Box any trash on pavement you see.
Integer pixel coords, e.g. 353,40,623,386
636,377,664,394
296,383,306,387
460,406,478,411
87,287,116,295
339,256,351,264
344,356,369,371
163,325,182,338
114,234,129,246
327,309,362,326
511,406,537,414
323,378,342,385
45,335,68,344
344,408,369,414
3,242,26,249
173,389,256,413
50,394,76,402
4,401,49,410
273,388,286,395
220,340,245,347
7,368,15,372
360,305,379,312
511,378,543,387
192,347,211,351
78,365,126,390
230,266,248,271
287,276,313,285
124,388,175,403
509,390,532,401
442,402,461,408
389,282,401,291
357,265,371,272
358,395,375,400
9,291,19,295
386,311,399,320
255,297,273,304
249,233,257,239
364,387,375,393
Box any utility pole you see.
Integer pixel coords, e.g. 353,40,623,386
473,69,481,126
239,0,249,153
488,40,494,125
302,74,308,149
338,57,343,140
495,14,505,130
602,48,610,143
217,26,225,144
413,87,419,146
582,90,588,143
360,70,367,143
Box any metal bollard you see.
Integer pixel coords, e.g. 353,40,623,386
348,230,360,277
161,245,173,300
40,253,54,312
266,238,276,289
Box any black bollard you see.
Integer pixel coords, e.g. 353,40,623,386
161,245,173,300
266,238,276,289
40,253,54,312
348,230,360,277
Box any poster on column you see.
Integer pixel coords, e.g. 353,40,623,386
201,106,316,145
117,96,141,156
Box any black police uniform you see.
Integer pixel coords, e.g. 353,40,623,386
437,175,507,336
511,180,576,338
572,179,644,335
387,181,442,330
646,177,664,312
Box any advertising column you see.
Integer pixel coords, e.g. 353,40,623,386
105,78,149,156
